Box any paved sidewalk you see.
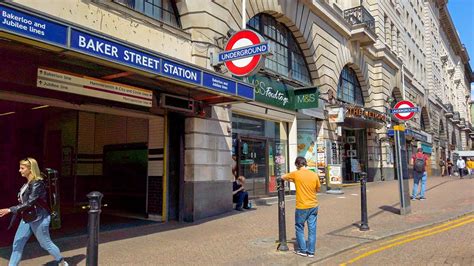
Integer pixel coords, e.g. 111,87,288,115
0,176,473,265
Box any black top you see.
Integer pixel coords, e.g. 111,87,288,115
233,181,242,192
9,180,49,214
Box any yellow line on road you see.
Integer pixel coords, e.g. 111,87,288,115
353,215,474,254
340,216,474,266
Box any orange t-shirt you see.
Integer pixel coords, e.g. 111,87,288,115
287,168,321,209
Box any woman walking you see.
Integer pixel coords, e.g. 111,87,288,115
0,157,68,266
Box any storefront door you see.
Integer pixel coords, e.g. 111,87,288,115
238,137,268,197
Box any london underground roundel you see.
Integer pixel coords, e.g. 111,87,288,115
218,29,270,76
391,100,419,121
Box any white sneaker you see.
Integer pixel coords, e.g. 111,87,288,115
59,258,69,266
293,251,308,257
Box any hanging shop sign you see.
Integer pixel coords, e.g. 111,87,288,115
37,68,153,107
391,100,419,121
328,107,345,123
294,87,319,109
0,3,255,101
217,29,270,76
346,106,387,123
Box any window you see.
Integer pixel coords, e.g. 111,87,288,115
114,0,180,28
337,66,364,106
247,14,311,84
420,113,425,131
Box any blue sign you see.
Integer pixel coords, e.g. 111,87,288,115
162,59,201,85
70,29,161,74
202,72,236,94
391,107,419,114
0,6,67,46
387,129,428,142
237,83,255,100
218,43,269,62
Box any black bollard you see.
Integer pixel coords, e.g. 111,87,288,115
359,172,369,231
276,177,289,251
86,191,103,266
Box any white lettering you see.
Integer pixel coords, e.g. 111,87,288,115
164,63,197,81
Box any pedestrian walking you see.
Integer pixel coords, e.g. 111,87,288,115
456,157,466,179
282,157,321,258
466,158,474,177
447,158,453,176
439,159,446,176
0,158,68,266
410,148,429,200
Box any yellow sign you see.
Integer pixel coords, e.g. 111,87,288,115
393,125,405,131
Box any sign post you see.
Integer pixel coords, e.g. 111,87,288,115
393,125,411,215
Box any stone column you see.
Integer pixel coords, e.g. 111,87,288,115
183,106,233,222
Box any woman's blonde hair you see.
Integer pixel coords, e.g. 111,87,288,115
19,157,43,182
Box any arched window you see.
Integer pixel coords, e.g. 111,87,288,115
420,115,426,131
337,66,364,106
439,120,444,135
247,14,311,84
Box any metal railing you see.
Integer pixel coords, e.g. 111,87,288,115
343,6,375,33
114,0,180,28
445,103,454,113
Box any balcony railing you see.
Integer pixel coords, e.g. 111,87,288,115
445,103,454,117
452,112,460,122
343,6,375,33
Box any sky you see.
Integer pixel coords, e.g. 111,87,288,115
446,0,474,98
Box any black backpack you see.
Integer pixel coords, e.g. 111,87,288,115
414,155,425,173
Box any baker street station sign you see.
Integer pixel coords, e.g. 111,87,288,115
247,74,319,110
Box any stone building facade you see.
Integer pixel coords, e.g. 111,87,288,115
0,0,471,225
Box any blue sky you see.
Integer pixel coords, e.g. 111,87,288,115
447,0,474,98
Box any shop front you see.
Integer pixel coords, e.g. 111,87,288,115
231,73,319,196
329,105,387,182
0,3,255,244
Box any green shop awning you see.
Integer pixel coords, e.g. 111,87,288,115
247,73,319,110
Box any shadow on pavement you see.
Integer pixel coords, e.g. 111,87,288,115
0,208,249,261
379,205,400,215
43,254,85,266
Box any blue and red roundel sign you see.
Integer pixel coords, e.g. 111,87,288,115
391,100,419,121
218,29,270,76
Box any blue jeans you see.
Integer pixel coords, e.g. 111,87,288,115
9,215,63,266
412,171,427,198
233,191,249,209
295,206,319,255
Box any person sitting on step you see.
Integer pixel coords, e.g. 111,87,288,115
232,176,250,211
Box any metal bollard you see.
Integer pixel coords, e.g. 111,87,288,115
276,177,289,251
86,191,103,266
359,172,370,231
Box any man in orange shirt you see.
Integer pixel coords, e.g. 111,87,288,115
282,156,321,258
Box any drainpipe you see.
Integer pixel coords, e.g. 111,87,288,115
401,63,406,100
242,0,246,29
